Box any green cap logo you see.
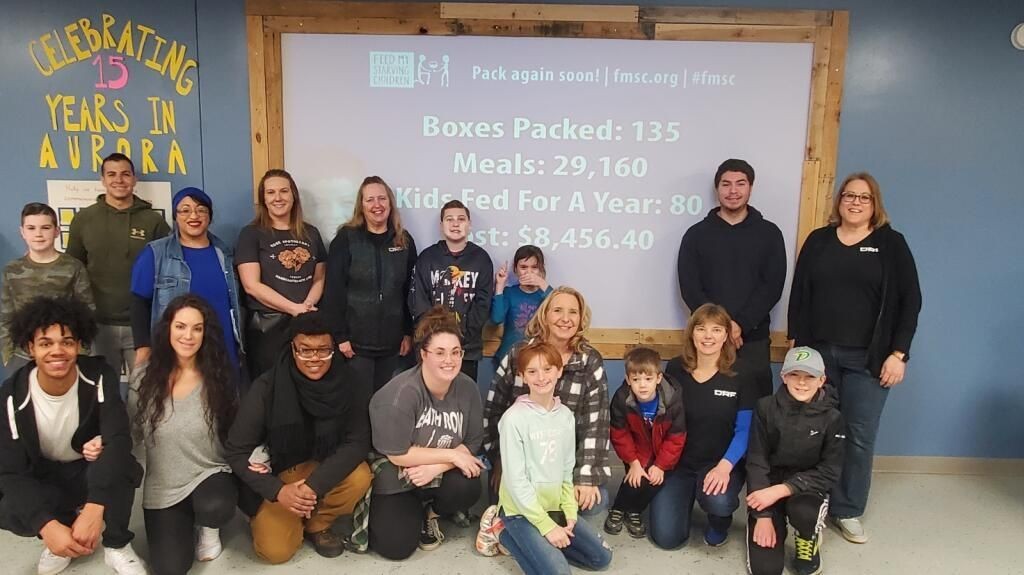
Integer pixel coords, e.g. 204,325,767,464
794,350,811,361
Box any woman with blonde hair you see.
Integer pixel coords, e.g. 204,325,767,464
788,172,921,544
483,286,611,514
655,303,757,550
322,176,418,392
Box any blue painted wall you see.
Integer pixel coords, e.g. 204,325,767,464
2,0,1021,458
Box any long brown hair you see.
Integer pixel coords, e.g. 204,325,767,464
253,169,310,241
343,176,408,249
828,171,890,229
680,303,736,375
525,286,591,353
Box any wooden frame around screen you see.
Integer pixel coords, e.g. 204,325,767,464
245,1,849,361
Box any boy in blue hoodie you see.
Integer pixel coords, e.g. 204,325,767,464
476,341,612,574
745,347,845,575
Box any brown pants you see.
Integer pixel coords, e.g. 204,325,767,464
251,460,372,564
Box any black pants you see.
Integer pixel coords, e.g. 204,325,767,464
460,360,479,382
746,492,828,575
611,475,663,513
143,473,238,575
351,353,406,394
368,470,481,560
736,337,774,398
245,311,292,379
0,458,136,548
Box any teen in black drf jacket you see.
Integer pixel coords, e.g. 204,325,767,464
408,200,493,381
0,297,146,575
745,347,844,575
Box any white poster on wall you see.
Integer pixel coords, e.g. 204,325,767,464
46,180,173,251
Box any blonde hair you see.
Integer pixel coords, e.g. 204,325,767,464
828,172,890,229
253,169,309,241
343,176,409,249
524,286,591,353
680,303,736,375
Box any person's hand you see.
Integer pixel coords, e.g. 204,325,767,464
647,465,665,486
746,484,790,511
703,460,733,496
134,346,151,369
495,262,509,294
575,485,601,511
302,299,318,313
521,272,549,292
625,460,649,488
404,464,447,487
449,450,484,478
545,525,571,549
752,516,777,548
730,320,744,349
82,435,103,462
277,479,317,518
565,518,577,537
399,335,412,357
489,458,502,493
70,503,104,552
338,340,355,359
40,520,91,558
880,354,906,387
248,462,271,474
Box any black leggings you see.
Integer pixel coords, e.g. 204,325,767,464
747,492,828,575
143,473,238,575
612,475,664,513
368,470,481,560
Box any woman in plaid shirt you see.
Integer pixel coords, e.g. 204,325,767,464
483,286,611,514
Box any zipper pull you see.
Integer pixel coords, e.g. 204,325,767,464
379,292,383,302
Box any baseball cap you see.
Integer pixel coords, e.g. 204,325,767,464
781,346,825,378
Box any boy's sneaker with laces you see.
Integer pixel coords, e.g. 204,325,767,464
419,506,445,551
625,512,646,538
703,524,729,547
832,516,868,543
603,509,625,535
103,544,148,575
793,532,823,575
475,504,503,556
195,526,223,562
37,548,71,575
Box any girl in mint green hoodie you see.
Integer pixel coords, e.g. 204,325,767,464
478,341,612,575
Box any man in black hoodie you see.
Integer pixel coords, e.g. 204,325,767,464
0,297,146,575
224,311,371,564
677,159,787,397
408,200,494,380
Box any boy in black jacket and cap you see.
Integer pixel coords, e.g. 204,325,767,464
0,296,146,575
745,346,844,575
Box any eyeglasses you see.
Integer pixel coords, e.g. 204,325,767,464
426,348,464,360
176,206,210,217
840,192,873,205
292,345,334,360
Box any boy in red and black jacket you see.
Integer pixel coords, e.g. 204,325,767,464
606,347,686,539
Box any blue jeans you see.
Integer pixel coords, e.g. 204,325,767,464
648,464,746,549
817,343,889,519
499,511,612,575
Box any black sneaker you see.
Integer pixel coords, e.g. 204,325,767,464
603,509,625,535
792,533,822,575
625,512,646,538
419,507,445,551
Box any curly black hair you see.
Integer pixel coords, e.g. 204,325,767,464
9,296,97,351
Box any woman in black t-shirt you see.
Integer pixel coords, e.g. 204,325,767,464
656,303,756,550
788,172,922,544
237,169,327,378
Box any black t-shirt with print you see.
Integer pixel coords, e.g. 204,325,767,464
235,224,326,312
808,228,884,347
665,357,756,473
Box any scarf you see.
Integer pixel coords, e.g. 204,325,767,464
266,351,348,468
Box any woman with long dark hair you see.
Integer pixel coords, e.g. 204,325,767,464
237,169,327,378
788,172,921,543
130,294,239,575
322,176,418,392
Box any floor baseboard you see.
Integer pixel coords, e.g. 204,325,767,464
873,456,1024,476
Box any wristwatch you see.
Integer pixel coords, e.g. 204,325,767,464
891,351,908,363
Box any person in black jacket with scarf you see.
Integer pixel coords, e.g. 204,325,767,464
746,346,844,575
0,296,146,575
788,172,922,544
322,176,418,393
224,312,372,563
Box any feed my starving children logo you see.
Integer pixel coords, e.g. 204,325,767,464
370,51,449,88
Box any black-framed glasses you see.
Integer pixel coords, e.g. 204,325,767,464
840,192,873,204
292,345,334,360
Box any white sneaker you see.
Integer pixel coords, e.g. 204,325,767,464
103,544,148,575
832,516,868,544
195,526,223,562
37,548,72,575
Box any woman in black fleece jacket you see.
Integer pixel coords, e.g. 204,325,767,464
788,172,921,544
